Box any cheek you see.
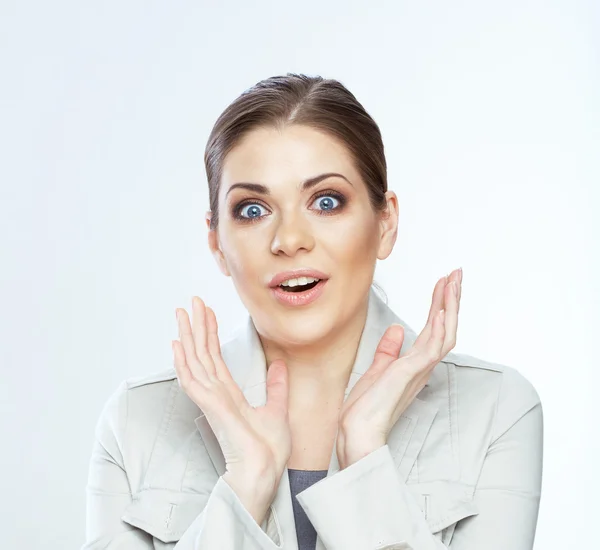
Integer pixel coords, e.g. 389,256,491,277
226,245,258,280
321,219,379,264
220,230,276,295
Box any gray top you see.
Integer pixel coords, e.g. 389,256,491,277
288,468,329,550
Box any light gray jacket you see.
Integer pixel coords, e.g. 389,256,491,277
82,287,543,549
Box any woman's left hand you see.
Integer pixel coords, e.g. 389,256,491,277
336,268,463,470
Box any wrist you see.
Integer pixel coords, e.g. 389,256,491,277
222,470,278,525
336,430,385,470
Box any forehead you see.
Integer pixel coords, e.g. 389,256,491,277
221,125,360,190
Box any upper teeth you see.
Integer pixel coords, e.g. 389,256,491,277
280,276,320,287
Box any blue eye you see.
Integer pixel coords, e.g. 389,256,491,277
312,194,341,212
232,190,347,223
235,203,268,220
310,190,346,215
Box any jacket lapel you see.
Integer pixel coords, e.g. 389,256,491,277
195,287,441,547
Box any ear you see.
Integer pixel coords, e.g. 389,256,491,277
206,211,231,277
377,191,399,260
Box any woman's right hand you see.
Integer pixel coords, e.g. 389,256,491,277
172,296,292,503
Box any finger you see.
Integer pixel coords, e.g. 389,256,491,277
412,275,447,351
414,269,462,351
370,324,405,374
426,309,446,364
265,359,289,415
191,297,217,378
457,269,462,313
441,281,459,356
401,308,446,382
426,276,448,328
177,307,209,382
204,306,229,380
172,339,207,400
205,306,247,408
172,339,193,388
450,269,462,305
444,270,462,318
441,269,461,348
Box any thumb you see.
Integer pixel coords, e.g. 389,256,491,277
265,359,289,414
370,324,405,374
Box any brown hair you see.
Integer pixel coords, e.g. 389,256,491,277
203,72,389,302
204,73,389,228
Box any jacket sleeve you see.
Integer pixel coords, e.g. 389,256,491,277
81,381,284,550
295,393,543,550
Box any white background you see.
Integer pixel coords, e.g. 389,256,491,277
1,1,598,548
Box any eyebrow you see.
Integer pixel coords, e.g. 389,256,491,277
225,172,353,198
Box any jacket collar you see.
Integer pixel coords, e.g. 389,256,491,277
194,287,443,544
217,285,428,408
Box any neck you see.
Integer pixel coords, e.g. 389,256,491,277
257,296,369,402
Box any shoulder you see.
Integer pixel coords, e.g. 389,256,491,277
101,367,179,411
95,367,179,438
443,349,542,440
125,366,178,389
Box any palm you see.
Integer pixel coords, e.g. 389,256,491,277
173,297,292,477
340,271,461,436
340,335,410,436
206,394,291,474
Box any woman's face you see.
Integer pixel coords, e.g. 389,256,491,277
207,124,398,346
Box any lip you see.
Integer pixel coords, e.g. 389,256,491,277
270,278,329,307
268,268,330,288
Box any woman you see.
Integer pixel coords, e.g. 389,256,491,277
82,73,543,550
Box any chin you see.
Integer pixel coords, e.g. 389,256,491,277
261,307,338,346
275,322,334,347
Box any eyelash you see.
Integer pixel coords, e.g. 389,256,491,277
231,190,348,223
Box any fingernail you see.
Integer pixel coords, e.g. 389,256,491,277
458,267,463,283
452,281,458,296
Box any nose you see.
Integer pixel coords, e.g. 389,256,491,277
270,211,315,256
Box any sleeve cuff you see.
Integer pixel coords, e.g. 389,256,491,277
295,444,420,550
190,476,284,549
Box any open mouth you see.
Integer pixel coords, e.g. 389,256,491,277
279,279,321,292
271,277,328,306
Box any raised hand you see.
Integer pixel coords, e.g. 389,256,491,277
173,297,292,520
336,268,463,469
